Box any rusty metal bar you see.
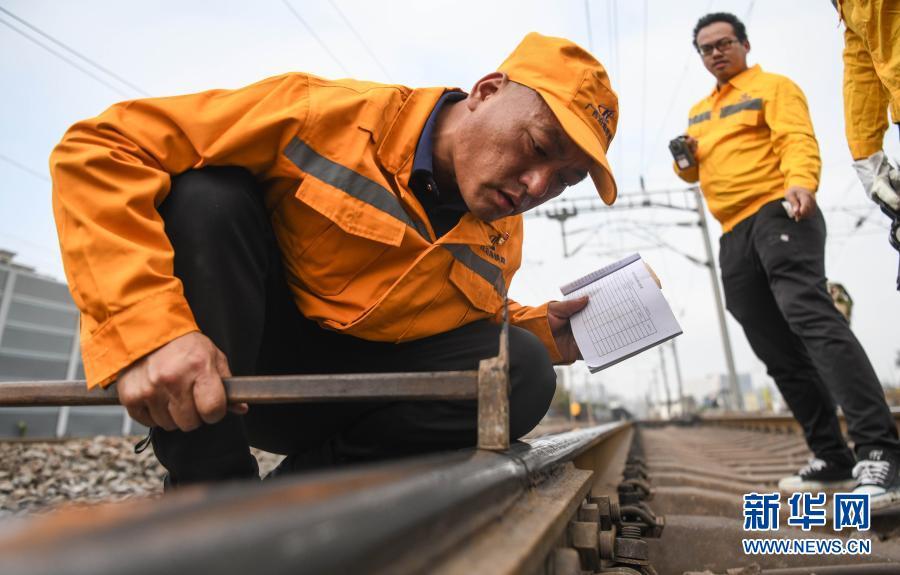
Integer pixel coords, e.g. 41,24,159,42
0,371,480,406
476,300,510,451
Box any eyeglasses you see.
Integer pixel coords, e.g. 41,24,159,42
697,37,738,56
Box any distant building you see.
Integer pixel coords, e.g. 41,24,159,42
717,372,756,411
0,250,143,438
719,372,753,395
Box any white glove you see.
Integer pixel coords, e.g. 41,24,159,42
853,150,900,212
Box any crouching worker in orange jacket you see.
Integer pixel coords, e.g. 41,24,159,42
49,33,619,487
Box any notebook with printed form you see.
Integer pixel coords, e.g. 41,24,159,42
560,253,683,373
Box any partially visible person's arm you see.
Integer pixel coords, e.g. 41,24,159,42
766,77,821,220
494,301,568,363
843,27,900,213
843,26,891,161
51,74,311,428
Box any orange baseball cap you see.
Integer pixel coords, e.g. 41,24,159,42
498,32,618,205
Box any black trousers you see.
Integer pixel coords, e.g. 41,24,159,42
150,167,557,484
719,199,899,467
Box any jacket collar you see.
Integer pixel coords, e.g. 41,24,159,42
374,85,514,244
709,63,762,98
376,86,450,176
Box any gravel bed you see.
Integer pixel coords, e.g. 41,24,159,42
0,436,284,518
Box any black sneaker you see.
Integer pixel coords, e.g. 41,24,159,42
853,448,900,510
778,458,856,492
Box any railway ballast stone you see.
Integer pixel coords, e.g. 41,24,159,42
0,436,284,517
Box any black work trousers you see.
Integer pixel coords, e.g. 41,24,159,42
149,166,557,485
719,199,899,467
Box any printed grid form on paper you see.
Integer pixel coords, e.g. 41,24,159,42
581,271,657,357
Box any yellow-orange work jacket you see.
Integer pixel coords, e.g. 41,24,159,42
838,0,900,159
50,73,558,389
674,65,821,232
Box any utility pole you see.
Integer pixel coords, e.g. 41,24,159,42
584,373,595,424
670,339,687,416
692,187,743,410
658,346,672,419
546,205,578,258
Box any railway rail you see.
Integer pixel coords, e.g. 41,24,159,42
1,414,899,573
697,406,900,435
0,421,646,574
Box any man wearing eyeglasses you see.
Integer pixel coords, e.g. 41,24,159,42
674,12,900,507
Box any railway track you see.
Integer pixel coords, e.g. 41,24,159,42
0,421,648,574
643,420,900,574
1,415,899,574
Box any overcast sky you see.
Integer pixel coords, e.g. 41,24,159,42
1,0,897,407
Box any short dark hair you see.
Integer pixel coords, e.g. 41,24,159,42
692,12,748,51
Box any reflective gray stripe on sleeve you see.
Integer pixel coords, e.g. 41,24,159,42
720,98,763,118
443,244,505,297
284,137,431,240
688,111,711,126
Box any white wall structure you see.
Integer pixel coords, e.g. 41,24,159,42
0,251,143,438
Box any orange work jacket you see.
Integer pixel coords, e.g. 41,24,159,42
674,65,821,232
50,73,558,389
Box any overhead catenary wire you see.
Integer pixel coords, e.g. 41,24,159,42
637,0,663,279
607,0,623,171
744,0,757,25
584,0,594,52
0,151,57,273
0,6,147,98
0,17,129,99
606,0,615,71
535,184,883,272
642,0,715,175
611,0,621,94
326,0,393,81
0,153,49,183
639,0,648,176
282,0,351,77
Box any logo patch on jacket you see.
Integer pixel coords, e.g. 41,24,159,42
479,245,506,265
